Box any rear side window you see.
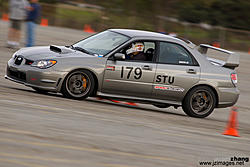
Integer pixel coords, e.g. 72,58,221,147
158,42,194,65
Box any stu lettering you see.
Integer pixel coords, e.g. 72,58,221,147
156,75,175,84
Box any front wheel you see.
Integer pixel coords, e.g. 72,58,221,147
182,86,216,118
61,70,95,100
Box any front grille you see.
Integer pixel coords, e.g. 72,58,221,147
8,67,26,82
14,56,23,65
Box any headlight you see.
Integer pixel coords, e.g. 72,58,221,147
31,60,57,69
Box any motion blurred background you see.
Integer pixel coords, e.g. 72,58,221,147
0,0,250,51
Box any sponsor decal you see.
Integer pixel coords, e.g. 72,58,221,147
154,85,184,92
94,54,103,57
179,61,189,64
106,66,115,71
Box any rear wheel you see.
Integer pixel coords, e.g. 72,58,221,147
61,70,95,100
182,86,216,118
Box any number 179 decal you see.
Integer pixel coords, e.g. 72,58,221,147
121,66,142,80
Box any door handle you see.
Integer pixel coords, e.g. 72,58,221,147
186,69,196,74
142,65,152,70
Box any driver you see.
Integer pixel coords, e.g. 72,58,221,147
126,42,147,61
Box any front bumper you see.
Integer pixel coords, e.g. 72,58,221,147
6,59,67,92
217,87,240,108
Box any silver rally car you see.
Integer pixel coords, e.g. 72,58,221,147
5,29,240,118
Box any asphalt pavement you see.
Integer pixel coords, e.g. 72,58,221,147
0,20,250,167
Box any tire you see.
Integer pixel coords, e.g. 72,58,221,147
182,86,216,118
32,87,49,94
61,70,95,100
153,104,170,108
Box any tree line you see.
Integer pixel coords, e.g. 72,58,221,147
4,0,249,31
76,0,250,31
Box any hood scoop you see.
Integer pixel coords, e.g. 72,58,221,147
50,45,73,54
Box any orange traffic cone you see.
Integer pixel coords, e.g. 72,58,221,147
83,24,95,33
248,48,250,55
223,107,240,137
124,102,137,106
40,18,48,27
212,42,220,48
109,99,121,103
96,97,121,104
96,97,104,100
2,13,9,21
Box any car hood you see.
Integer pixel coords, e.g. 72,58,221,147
16,46,93,61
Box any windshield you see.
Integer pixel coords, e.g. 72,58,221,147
73,31,130,56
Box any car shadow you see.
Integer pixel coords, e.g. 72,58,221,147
1,85,62,98
2,85,187,117
86,98,187,117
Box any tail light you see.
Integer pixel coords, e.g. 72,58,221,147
231,73,237,86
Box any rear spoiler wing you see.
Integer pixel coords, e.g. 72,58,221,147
198,44,240,69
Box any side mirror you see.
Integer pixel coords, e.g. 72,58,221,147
113,53,125,61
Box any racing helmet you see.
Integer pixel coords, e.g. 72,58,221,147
126,42,144,55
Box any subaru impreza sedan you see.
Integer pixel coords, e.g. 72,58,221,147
5,29,240,118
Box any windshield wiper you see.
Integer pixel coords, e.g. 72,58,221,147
70,45,93,55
